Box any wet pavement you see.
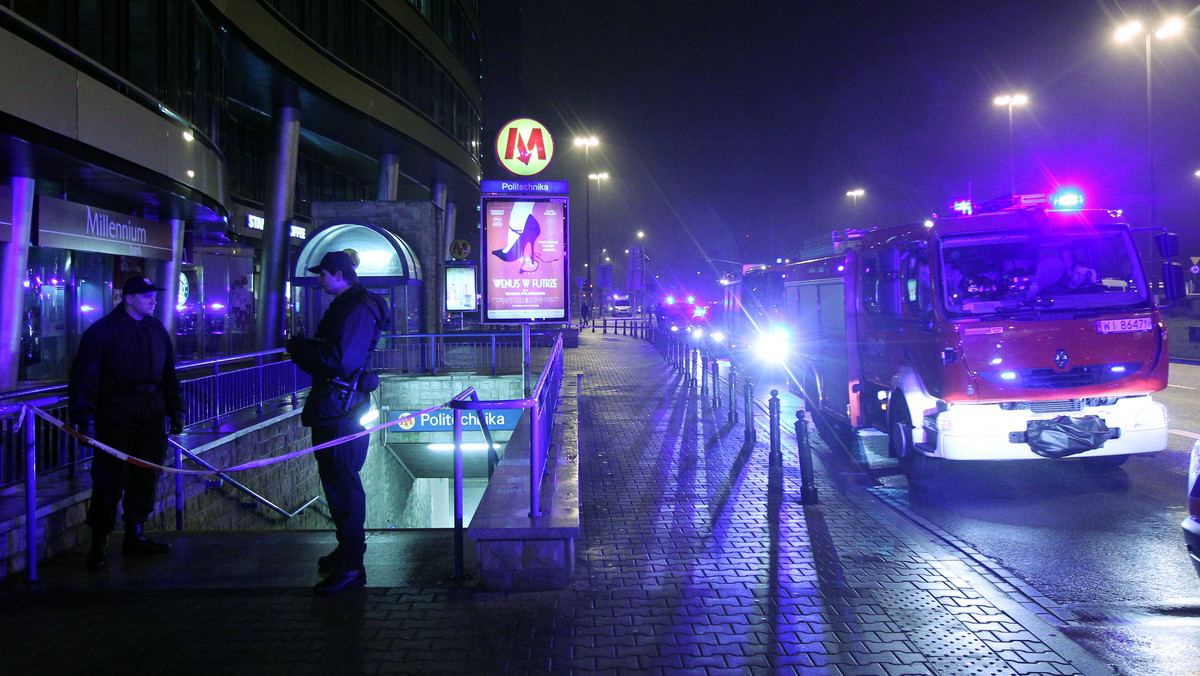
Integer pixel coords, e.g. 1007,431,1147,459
0,330,1116,674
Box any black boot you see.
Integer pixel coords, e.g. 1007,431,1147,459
122,524,172,556
87,531,108,571
314,566,366,596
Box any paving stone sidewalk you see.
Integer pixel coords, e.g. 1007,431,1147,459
0,330,1112,675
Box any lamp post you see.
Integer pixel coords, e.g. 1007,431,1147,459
589,171,609,308
1116,17,1184,230
993,93,1028,195
846,188,865,210
574,136,599,304
637,230,647,318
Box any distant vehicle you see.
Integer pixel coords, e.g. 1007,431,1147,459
1185,440,1200,578
724,188,1184,480
612,295,632,317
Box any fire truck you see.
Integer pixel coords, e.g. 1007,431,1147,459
726,190,1185,479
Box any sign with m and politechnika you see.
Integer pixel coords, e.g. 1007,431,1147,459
389,409,522,432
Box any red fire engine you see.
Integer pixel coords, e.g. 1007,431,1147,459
725,190,1185,479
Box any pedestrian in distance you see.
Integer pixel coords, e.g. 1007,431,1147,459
581,300,591,327
69,276,185,571
287,250,390,595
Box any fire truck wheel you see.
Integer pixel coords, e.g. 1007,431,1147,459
890,400,942,481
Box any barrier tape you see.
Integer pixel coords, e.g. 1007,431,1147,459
25,402,453,476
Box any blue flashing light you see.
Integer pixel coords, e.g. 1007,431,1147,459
665,295,676,305
1051,188,1084,211
686,295,696,304
1000,371,1017,381
755,327,790,363
951,199,974,216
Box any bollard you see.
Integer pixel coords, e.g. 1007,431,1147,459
711,360,721,409
728,367,738,423
603,317,608,335
577,372,583,401
769,389,782,466
744,381,756,442
690,348,699,388
700,353,709,397
795,406,818,504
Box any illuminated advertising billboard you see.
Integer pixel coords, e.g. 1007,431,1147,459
481,197,569,323
445,266,477,312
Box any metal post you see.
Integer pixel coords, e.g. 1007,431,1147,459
453,409,464,580
728,367,737,423
796,406,818,504
711,360,720,409
744,381,755,442
530,405,544,517
769,389,781,466
690,348,698,388
211,362,221,433
175,442,184,531
491,336,498,376
700,353,708,397
24,405,38,582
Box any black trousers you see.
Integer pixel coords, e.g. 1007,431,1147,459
86,422,167,535
312,417,369,569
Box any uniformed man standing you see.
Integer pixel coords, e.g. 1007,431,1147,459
287,251,390,595
69,276,185,571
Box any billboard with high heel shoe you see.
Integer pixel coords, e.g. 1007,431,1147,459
482,197,569,322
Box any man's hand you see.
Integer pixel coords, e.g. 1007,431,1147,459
169,413,185,435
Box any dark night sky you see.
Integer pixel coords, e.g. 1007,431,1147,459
485,1,1200,301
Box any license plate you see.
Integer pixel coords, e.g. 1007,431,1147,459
1096,317,1152,334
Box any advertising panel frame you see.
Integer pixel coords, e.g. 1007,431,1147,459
480,182,569,325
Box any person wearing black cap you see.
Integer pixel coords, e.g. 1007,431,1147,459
69,276,185,571
287,250,390,595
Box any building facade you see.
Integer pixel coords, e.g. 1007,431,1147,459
0,0,482,388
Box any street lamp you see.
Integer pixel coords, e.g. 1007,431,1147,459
846,188,865,210
574,136,599,302
589,172,609,294
1115,17,1185,229
993,93,1028,194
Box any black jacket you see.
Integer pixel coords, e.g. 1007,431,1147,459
289,284,390,426
68,303,183,428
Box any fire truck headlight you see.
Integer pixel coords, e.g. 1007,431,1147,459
755,328,790,362
711,331,725,343
1134,402,1167,429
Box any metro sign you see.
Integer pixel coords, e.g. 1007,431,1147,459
496,118,554,176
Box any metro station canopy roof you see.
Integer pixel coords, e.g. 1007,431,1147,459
295,222,422,281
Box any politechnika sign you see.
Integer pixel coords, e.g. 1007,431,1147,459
36,195,172,260
495,118,554,177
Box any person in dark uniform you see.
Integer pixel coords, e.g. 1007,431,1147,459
69,276,184,571
287,251,390,595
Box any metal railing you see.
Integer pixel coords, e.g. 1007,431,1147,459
0,331,555,489
449,333,564,520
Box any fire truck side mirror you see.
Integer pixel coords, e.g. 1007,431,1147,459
1155,232,1180,258
1161,261,1185,301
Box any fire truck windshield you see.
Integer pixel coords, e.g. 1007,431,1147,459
940,228,1148,316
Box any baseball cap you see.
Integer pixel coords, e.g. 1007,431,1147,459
307,250,357,277
123,276,165,295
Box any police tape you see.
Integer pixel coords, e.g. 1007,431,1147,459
24,402,452,475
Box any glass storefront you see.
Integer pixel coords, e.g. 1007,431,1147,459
176,252,256,361
19,248,156,383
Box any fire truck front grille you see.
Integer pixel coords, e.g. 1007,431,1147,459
978,363,1142,390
